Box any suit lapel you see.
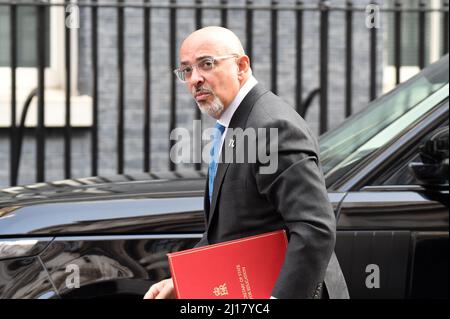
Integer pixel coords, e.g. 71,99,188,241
207,84,268,230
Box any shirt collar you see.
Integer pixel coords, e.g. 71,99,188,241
217,75,258,128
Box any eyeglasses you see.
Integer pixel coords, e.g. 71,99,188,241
173,54,239,82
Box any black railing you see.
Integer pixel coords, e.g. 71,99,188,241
0,0,449,187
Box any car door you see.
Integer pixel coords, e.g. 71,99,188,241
334,111,448,299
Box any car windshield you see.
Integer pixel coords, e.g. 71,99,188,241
319,54,449,183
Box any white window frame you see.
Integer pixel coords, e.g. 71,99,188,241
0,0,91,128
0,2,78,92
382,0,445,93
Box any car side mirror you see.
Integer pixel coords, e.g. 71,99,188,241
409,126,449,187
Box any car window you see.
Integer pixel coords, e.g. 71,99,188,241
374,149,422,186
320,55,449,184
370,120,449,186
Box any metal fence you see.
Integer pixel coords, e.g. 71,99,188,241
0,0,449,187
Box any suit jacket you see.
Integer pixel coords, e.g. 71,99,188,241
195,84,336,299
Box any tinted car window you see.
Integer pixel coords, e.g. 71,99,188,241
375,150,422,186
320,55,449,184
370,120,449,186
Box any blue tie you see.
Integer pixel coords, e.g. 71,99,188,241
209,122,226,203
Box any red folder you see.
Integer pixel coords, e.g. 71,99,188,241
167,230,288,299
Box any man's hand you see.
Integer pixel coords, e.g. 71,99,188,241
143,278,175,299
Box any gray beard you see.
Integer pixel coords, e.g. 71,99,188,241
196,94,224,119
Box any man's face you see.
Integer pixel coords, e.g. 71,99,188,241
179,39,241,119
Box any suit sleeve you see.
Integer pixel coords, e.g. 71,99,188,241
194,178,210,249
194,232,208,248
255,116,336,299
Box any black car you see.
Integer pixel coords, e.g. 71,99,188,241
0,55,448,299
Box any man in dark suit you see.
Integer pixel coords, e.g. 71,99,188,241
144,26,336,299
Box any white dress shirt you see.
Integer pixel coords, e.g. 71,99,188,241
217,75,258,154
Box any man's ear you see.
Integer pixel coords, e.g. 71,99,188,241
237,55,250,78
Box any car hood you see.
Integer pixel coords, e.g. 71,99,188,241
0,172,207,206
0,172,345,237
0,172,207,236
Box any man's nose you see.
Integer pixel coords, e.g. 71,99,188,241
189,67,204,87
